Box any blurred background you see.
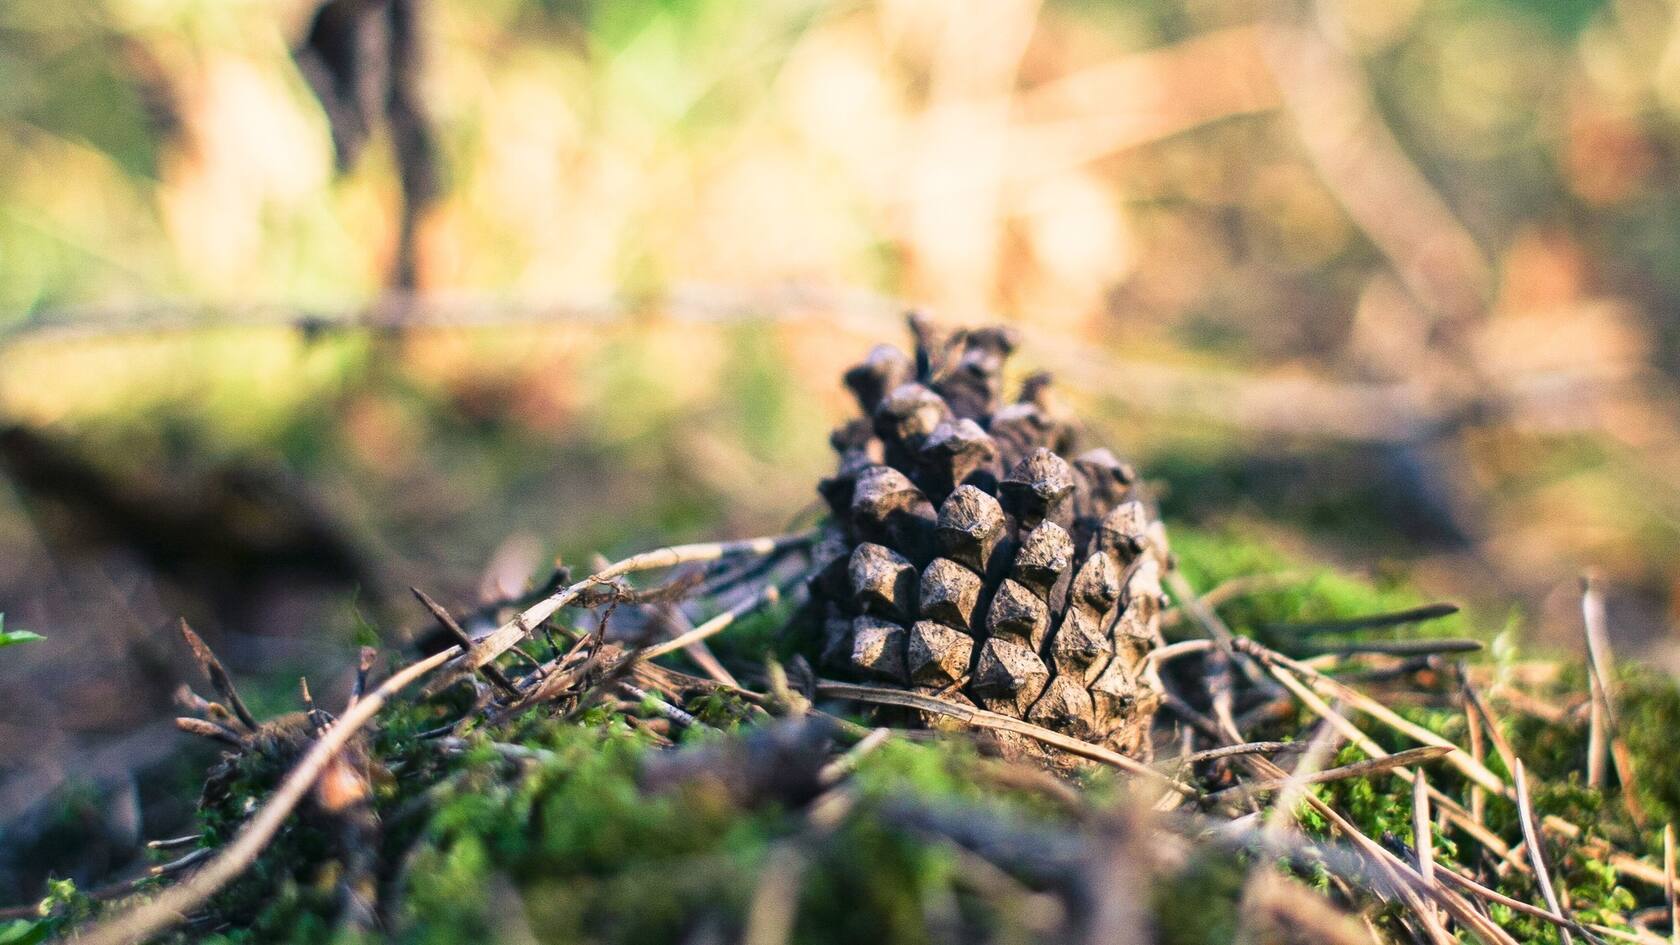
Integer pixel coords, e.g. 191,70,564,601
3,0,1680,903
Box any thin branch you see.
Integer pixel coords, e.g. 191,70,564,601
618,681,702,729
179,620,258,731
443,531,815,683
1156,740,1305,768
814,680,1196,796
639,580,785,661
412,587,519,696
1239,637,1506,794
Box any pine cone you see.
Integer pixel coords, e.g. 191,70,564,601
807,316,1169,760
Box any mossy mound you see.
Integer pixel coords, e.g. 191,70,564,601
16,524,1680,945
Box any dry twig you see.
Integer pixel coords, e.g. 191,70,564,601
815,680,1196,796
1514,761,1574,945
440,531,814,687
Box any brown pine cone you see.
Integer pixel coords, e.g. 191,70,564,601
806,316,1170,760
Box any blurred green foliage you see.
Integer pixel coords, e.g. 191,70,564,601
0,614,42,649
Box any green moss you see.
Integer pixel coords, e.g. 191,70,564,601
1166,522,1473,650
1150,848,1244,945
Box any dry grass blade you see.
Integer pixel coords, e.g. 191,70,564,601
1582,573,1645,823
147,847,213,877
1260,720,1341,834
1413,770,1439,926
1514,761,1574,945
1542,816,1668,888
72,644,460,945
651,604,740,687
1435,868,1581,933
1591,924,1674,945
814,680,1197,795
146,834,201,851
1163,566,1275,702
1158,570,1306,629
1462,676,1520,775
1264,659,1526,871
743,843,807,945
1465,682,1487,824
1583,576,1613,789
1243,871,1379,945
1263,663,1391,762
1204,745,1452,804
818,727,891,787
1666,823,1677,945
1240,637,1506,794
1148,638,1214,666
1247,755,1513,945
